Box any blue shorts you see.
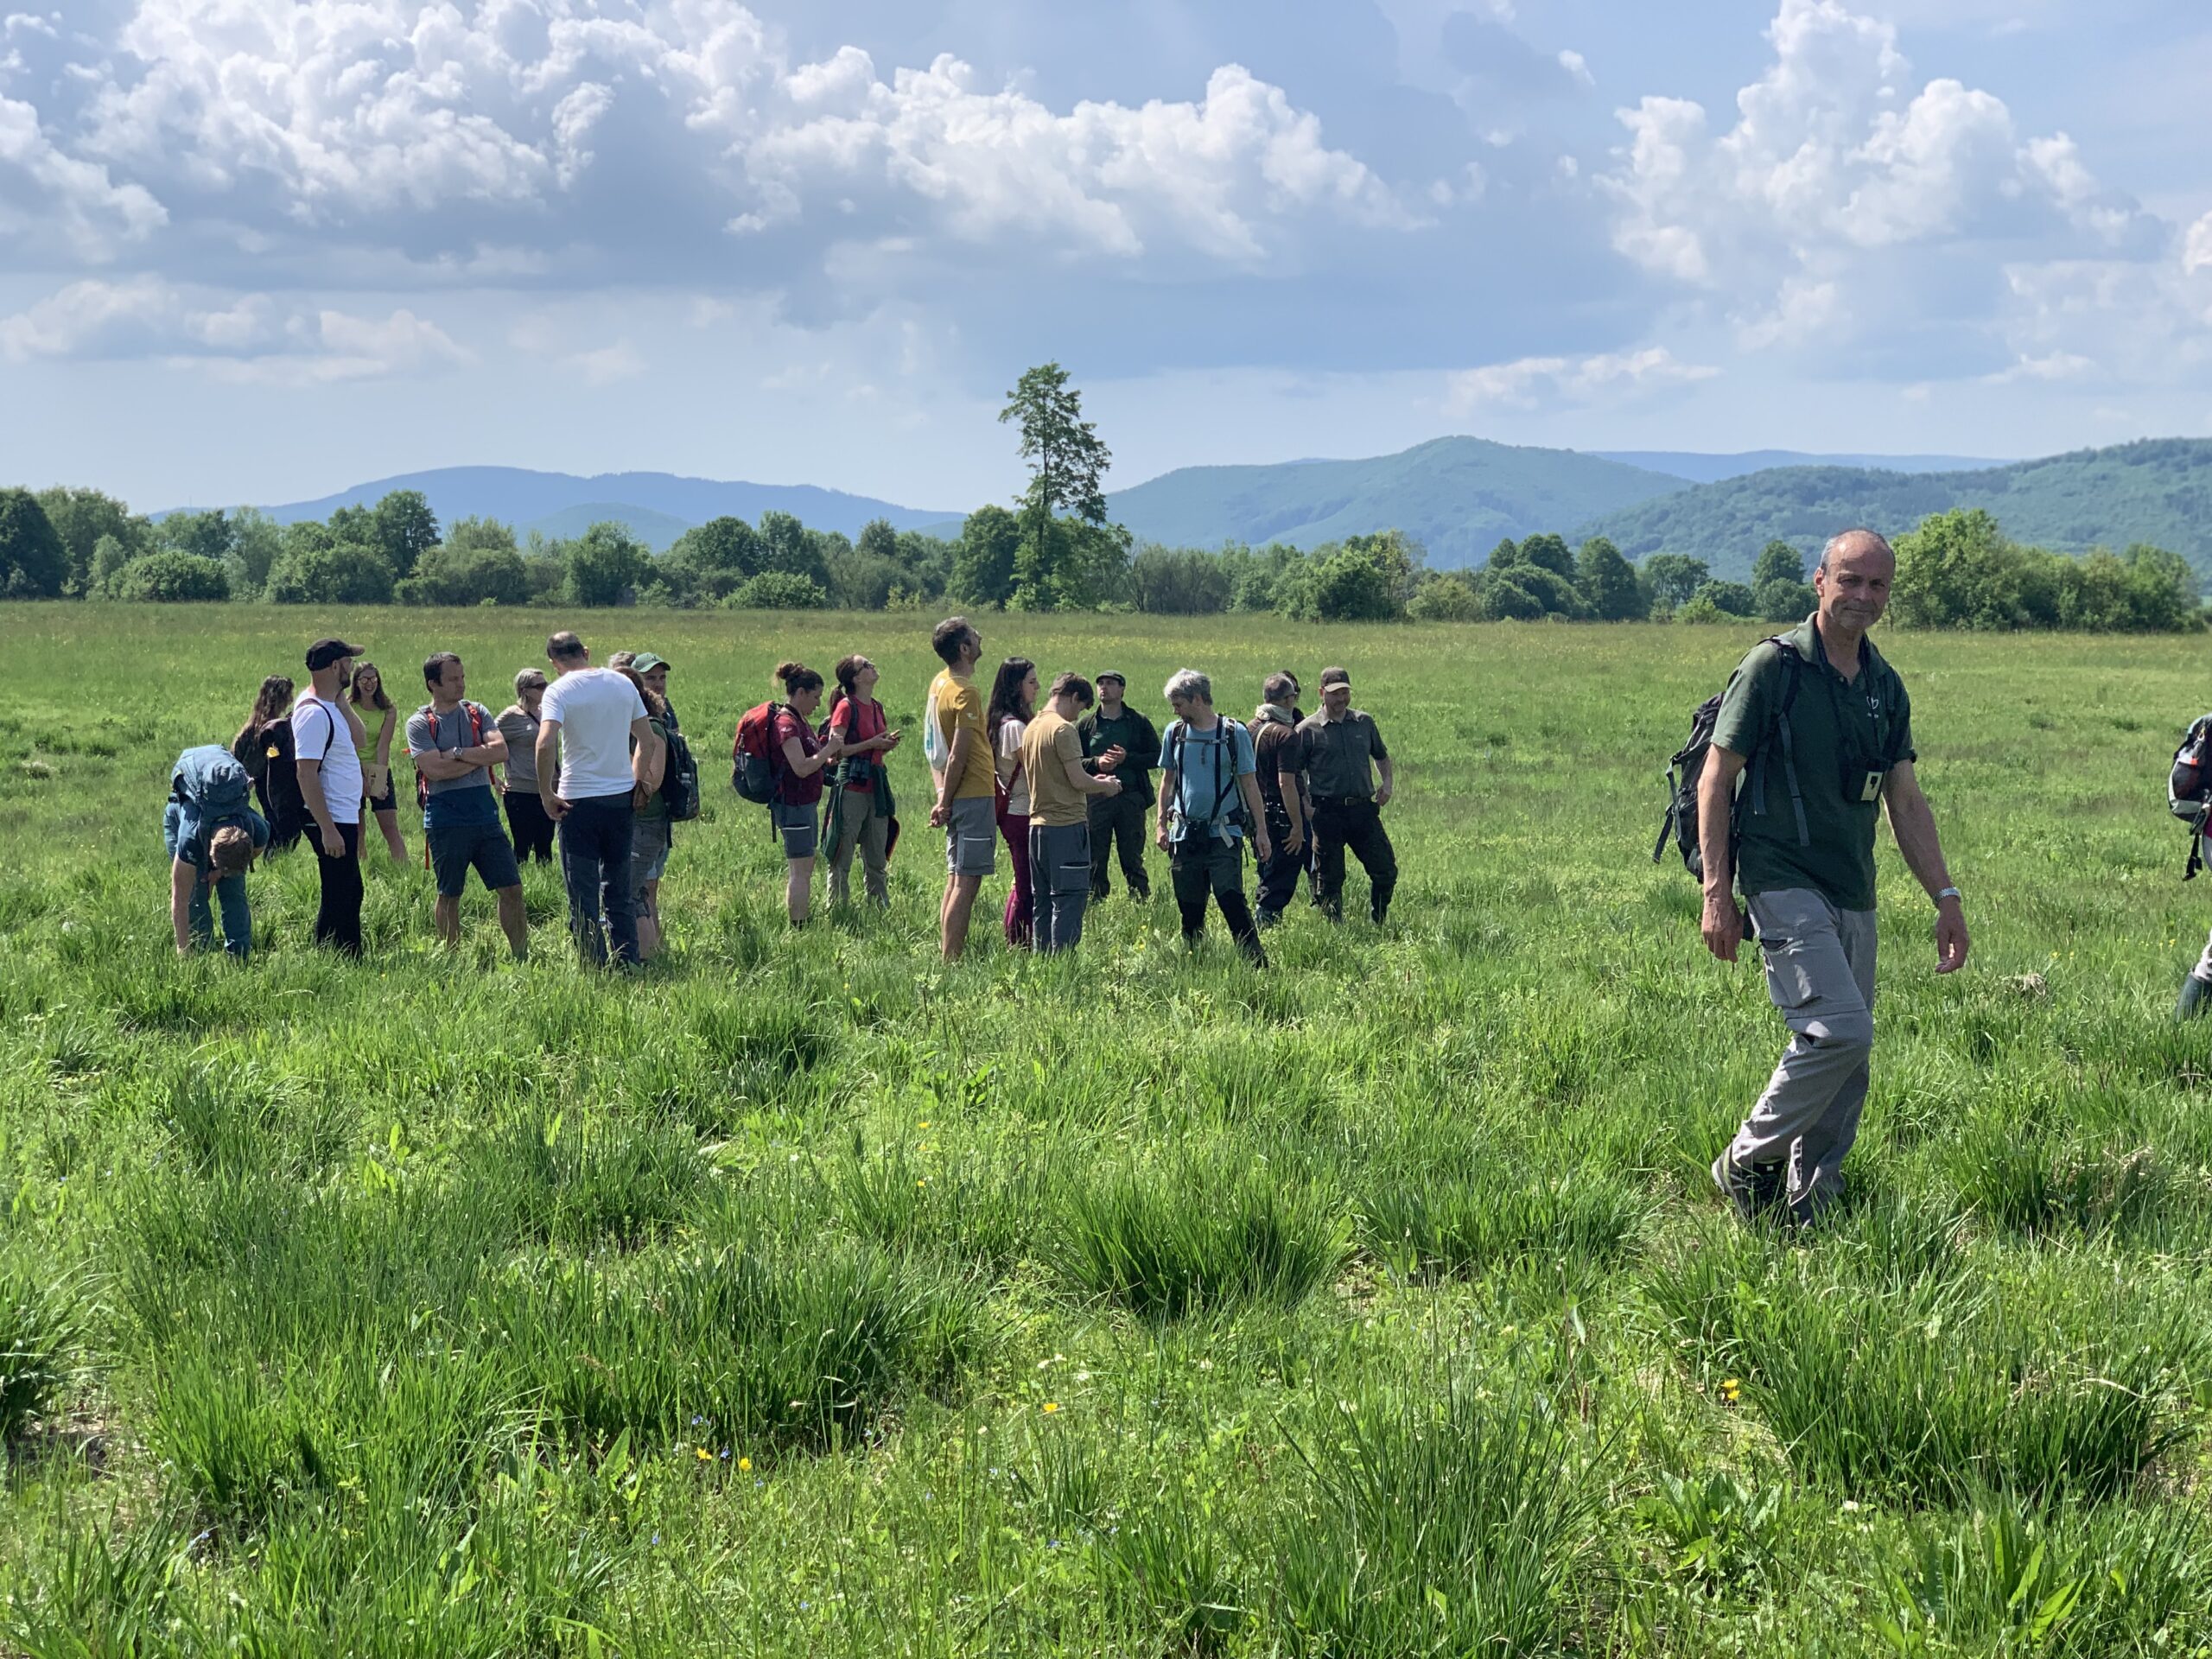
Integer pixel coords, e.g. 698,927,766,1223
429,817,520,898
772,801,819,860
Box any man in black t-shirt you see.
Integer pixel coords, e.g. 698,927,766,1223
1249,672,1308,925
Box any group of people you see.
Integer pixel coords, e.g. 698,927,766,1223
915,615,1396,966
161,620,1402,974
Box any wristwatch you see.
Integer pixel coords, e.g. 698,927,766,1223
1935,887,1961,906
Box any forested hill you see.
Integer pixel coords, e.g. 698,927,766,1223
1575,439,2212,580
1106,436,1685,569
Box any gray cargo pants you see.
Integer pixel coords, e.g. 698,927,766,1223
1726,887,1878,1223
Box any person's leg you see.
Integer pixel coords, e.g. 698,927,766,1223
467,823,526,959
827,791,863,907
860,800,891,906
785,858,814,925
495,885,528,958
599,801,639,965
559,798,609,966
334,822,364,954
1040,823,1090,952
213,873,251,959
1255,804,1299,924
505,792,542,863
2183,907,2212,1016
627,820,667,957
375,805,407,864
1002,810,1033,948
1170,842,1210,944
1116,794,1150,899
944,874,982,957
1345,804,1398,925
1786,907,1878,1223
942,798,994,959
1718,890,1874,1223
1209,840,1267,965
1311,801,1350,922
1088,797,1115,901
312,828,340,950
434,892,462,946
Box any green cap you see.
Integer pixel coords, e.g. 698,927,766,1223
631,652,669,674
1095,669,1126,686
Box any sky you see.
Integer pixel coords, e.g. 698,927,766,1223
2,0,2208,514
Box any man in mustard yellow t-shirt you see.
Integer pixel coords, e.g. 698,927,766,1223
925,614,993,959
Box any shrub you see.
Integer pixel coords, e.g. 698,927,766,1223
0,487,67,597
396,542,530,607
1408,573,1481,621
264,541,396,605
110,551,231,602
728,571,828,610
1284,545,1402,622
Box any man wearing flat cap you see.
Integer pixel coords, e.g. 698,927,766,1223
1290,666,1396,925
1078,669,1159,903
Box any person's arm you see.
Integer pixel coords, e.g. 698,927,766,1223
632,716,664,792
1236,772,1273,863
297,757,340,849
171,858,197,954
410,716,486,781
994,723,1022,791
536,718,567,819
1277,766,1306,851
937,727,975,809
1129,715,1161,772
338,698,367,748
1883,760,1968,974
1372,721,1394,807
1697,746,1748,962
1064,753,1121,796
1154,763,1179,850
781,732,830,779
372,705,395,766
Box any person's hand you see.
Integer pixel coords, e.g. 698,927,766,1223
1099,744,1127,770
1935,897,1969,974
310,817,338,855
1700,892,1744,963
1100,777,1122,797
881,728,903,751
929,798,950,829
1285,826,1306,856
633,780,652,810
546,794,572,823
824,734,846,757
1376,781,1393,808
1155,821,1172,852
1254,830,1274,865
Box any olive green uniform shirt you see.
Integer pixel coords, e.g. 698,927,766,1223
1711,616,1915,912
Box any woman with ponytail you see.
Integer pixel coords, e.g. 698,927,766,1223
770,662,842,925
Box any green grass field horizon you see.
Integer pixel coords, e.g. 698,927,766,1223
3,601,2211,1655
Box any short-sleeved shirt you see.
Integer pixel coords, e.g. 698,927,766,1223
290,695,362,825
165,800,270,869
928,670,993,800
1294,710,1389,800
541,667,647,802
1021,709,1089,828
995,717,1030,816
1164,717,1257,842
773,708,824,807
828,697,886,794
496,707,542,791
1712,615,1916,912
406,700,500,830
1251,717,1300,813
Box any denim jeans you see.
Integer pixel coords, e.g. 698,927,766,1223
188,873,252,958
559,791,639,966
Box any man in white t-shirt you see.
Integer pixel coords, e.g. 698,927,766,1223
292,637,369,955
536,630,661,966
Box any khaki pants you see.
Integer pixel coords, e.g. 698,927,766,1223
1726,887,1877,1223
829,787,890,906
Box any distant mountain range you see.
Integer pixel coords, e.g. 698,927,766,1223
242,466,961,552
1579,439,2212,579
207,439,2212,580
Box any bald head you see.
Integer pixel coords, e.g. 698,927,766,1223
1817,529,1894,575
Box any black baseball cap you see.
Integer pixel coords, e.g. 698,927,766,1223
306,638,365,671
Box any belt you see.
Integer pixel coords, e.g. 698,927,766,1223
1318,792,1373,808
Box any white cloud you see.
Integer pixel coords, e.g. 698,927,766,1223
1443,346,1717,414
2186,212,2212,277
1556,49,1592,88
0,276,467,380
0,91,166,256
45,1,1407,279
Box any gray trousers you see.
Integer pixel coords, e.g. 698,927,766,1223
1727,887,1878,1221
1030,821,1091,953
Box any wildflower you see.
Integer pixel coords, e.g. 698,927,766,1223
696,1447,712,1462
1719,1376,1741,1404
918,1120,931,1129
739,1457,753,1472
1196,1358,1212,1371
1042,1402,1059,1414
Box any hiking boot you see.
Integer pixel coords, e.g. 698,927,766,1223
1711,1151,1783,1220
2179,972,2212,1020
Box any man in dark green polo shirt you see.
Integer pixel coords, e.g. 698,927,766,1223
1699,529,1969,1227
1293,666,1396,924
1079,670,1159,901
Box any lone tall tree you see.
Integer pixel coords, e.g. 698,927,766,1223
1000,362,1116,609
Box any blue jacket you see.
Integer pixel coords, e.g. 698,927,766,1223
164,798,270,869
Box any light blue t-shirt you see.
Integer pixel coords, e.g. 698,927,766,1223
1164,717,1256,842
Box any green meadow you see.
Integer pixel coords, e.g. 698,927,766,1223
3,601,2212,1656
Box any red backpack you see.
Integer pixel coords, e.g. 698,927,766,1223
414,702,487,811
732,702,785,804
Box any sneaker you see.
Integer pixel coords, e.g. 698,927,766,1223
1711,1151,1783,1220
